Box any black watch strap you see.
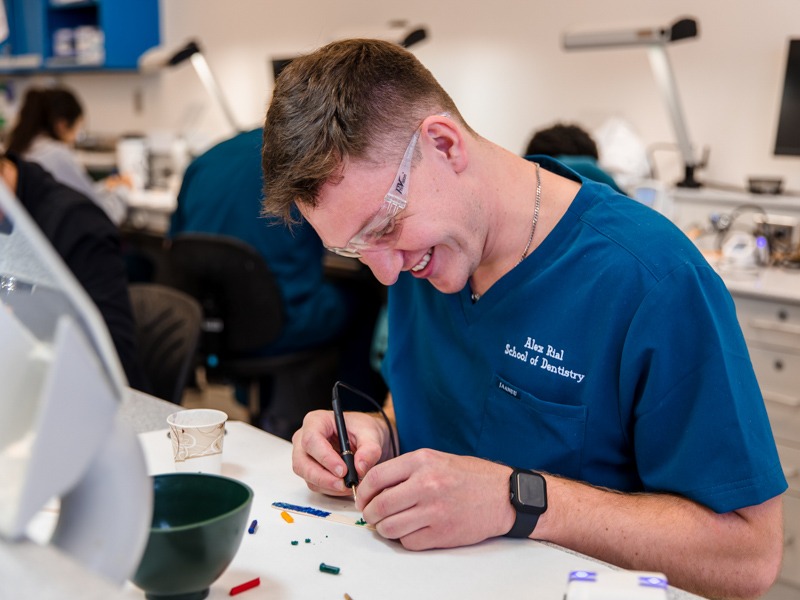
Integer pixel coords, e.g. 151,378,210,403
506,510,540,538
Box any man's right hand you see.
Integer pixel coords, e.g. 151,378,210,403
291,409,392,496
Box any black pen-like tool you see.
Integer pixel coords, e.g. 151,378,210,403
332,389,359,502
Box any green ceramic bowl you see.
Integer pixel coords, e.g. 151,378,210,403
131,473,254,600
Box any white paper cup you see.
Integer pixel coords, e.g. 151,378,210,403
166,409,227,474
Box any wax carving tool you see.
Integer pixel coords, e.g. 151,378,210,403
332,386,359,502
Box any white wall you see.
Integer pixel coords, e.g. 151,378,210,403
41,0,800,191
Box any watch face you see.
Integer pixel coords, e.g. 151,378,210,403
517,473,546,509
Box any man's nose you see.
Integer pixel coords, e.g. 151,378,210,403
359,249,403,286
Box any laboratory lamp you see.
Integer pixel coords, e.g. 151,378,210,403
330,21,428,49
139,40,242,134
399,27,428,48
563,17,703,188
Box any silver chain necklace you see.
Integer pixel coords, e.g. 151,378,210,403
471,162,541,303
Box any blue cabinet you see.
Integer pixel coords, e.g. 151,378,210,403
0,0,160,72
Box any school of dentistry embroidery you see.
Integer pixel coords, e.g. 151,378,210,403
504,337,586,383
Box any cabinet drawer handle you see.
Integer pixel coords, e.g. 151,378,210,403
764,391,800,407
750,318,800,336
786,533,796,547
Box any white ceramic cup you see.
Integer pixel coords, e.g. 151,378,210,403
166,409,227,474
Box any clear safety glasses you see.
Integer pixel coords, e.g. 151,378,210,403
323,127,421,258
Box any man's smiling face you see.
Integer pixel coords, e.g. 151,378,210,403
301,152,485,295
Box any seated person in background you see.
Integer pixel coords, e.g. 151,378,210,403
6,87,130,226
170,128,384,437
0,152,150,393
525,123,625,194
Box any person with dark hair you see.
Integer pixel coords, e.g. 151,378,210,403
0,152,149,393
259,39,785,600
525,123,624,194
6,87,130,225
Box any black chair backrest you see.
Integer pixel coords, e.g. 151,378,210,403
168,233,285,355
128,283,203,404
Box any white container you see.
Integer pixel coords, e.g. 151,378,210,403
52,28,74,58
74,26,104,65
116,136,149,191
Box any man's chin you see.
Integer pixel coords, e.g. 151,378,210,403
427,277,467,295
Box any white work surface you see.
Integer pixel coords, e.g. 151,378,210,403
712,263,800,305
124,189,178,234
120,420,701,600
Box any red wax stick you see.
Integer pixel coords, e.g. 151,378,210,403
230,577,260,596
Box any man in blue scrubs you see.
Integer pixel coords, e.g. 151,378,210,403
260,39,786,599
170,129,350,357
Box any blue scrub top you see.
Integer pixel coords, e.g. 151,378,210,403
550,154,625,195
383,156,786,514
170,129,349,354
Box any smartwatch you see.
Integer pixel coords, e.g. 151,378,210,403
505,468,547,538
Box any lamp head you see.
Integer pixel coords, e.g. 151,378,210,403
167,40,201,66
400,28,427,48
138,39,202,73
563,17,698,50
330,22,429,49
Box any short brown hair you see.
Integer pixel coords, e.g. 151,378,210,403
261,38,472,222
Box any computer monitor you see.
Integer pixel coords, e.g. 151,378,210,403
774,39,800,156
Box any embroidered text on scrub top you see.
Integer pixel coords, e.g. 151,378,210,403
504,336,586,383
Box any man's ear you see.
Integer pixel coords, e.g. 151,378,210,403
422,116,468,174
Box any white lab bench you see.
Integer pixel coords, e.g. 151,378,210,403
121,392,704,600
14,390,704,600
125,188,178,235
669,188,800,233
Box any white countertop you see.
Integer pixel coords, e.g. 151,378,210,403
710,262,800,305
105,419,700,600
14,388,707,599
129,421,604,599
127,188,178,212
670,187,800,212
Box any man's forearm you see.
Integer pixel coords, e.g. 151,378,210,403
534,475,783,600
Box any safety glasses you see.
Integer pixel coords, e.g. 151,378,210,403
323,126,421,258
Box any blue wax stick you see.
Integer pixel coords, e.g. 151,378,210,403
272,502,331,518
248,519,258,534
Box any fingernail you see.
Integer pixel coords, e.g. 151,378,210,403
334,480,345,491
334,465,344,477
358,461,368,475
